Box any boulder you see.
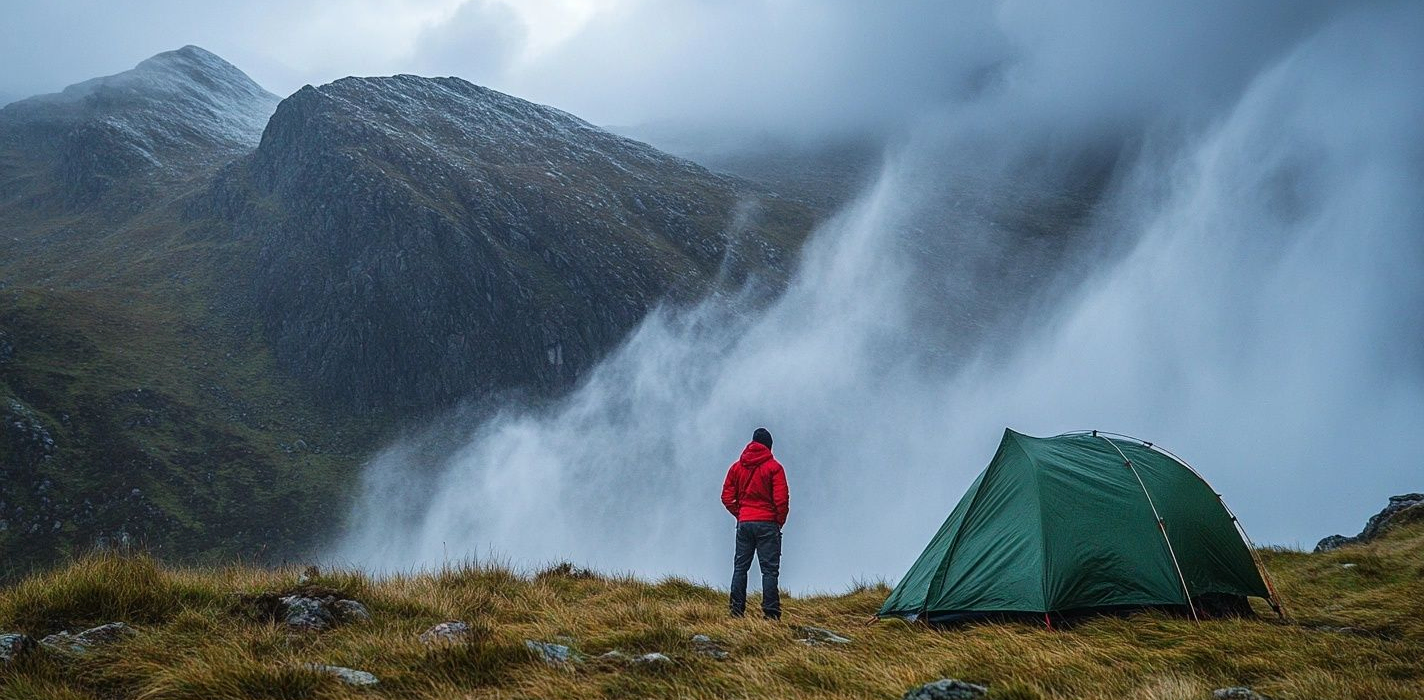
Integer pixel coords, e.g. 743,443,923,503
0,633,36,664
331,599,370,622
305,663,379,687
525,639,573,666
419,621,472,646
273,594,369,630
902,678,989,700
279,595,336,631
794,626,851,646
1314,535,1353,552
40,622,136,653
1315,493,1423,552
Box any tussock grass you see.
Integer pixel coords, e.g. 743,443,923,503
3,521,1423,700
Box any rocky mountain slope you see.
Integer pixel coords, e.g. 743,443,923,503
0,47,363,576
210,75,814,410
0,48,816,575
0,45,277,212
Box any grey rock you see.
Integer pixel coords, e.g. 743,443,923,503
1315,493,1424,552
525,639,573,666
305,663,379,687
419,621,472,646
1358,493,1424,540
794,626,851,646
691,633,730,659
598,650,629,661
632,652,672,665
279,595,336,631
902,678,989,700
331,599,370,622
1313,534,1353,552
40,622,136,653
3,399,57,468
0,633,36,663
1214,688,1270,700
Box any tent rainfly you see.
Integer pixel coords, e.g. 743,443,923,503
878,429,1284,624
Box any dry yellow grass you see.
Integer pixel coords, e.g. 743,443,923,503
2,518,1422,700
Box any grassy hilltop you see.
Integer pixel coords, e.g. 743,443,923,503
2,514,1422,700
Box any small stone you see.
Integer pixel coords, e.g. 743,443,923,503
419,621,471,646
305,663,379,687
598,650,629,661
691,633,730,659
1214,688,1270,700
298,565,319,585
0,633,36,664
280,595,335,631
525,639,572,666
902,678,989,700
332,599,370,622
794,626,851,645
632,652,672,665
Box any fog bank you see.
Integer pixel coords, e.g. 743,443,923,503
339,1,1424,589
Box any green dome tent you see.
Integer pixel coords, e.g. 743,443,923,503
879,429,1284,624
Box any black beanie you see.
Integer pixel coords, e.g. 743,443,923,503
752,427,773,448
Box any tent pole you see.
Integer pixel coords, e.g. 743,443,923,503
1141,440,1293,622
1095,434,1200,624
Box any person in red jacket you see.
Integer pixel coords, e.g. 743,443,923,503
721,427,789,619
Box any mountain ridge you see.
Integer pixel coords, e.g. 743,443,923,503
0,47,820,573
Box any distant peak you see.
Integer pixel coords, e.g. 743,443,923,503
137,44,238,74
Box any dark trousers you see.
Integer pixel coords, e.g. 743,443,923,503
730,520,782,619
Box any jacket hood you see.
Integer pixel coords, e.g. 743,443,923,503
739,441,774,468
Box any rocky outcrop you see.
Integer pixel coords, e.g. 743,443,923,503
2,398,56,468
277,594,370,631
418,621,473,645
794,625,851,646
525,639,574,666
1315,493,1424,552
215,74,815,411
237,589,372,631
902,679,988,700
0,329,14,364
304,663,379,686
690,633,729,659
1214,688,1271,700
38,622,136,654
0,633,36,664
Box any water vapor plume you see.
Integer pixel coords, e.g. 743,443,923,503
339,1,1424,589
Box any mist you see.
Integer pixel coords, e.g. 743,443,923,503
337,1,1424,589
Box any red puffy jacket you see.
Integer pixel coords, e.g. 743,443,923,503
721,441,789,526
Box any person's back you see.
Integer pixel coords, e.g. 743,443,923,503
720,427,789,619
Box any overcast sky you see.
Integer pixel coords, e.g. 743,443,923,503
0,0,1341,138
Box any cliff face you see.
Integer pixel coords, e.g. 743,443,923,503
219,75,814,410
